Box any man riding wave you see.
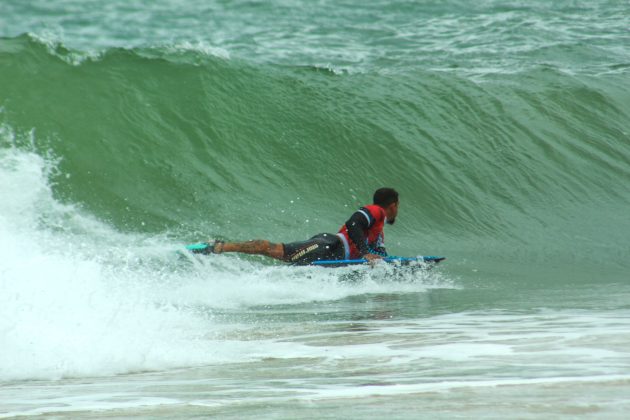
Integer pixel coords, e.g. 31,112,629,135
194,187,399,265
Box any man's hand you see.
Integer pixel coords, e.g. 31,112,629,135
364,253,383,266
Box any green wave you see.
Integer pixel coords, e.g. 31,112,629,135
1,34,629,273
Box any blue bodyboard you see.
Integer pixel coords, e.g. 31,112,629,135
186,243,445,268
310,256,445,267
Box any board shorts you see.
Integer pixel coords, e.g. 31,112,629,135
282,233,346,265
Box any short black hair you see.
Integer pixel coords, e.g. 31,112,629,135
373,188,399,207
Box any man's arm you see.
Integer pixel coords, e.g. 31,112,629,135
345,210,373,258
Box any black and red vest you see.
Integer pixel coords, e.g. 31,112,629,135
336,204,386,259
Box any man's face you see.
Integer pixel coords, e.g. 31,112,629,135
386,201,399,225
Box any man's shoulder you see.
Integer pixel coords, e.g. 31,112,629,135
360,204,385,221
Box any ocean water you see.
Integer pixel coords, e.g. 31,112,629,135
1,0,630,418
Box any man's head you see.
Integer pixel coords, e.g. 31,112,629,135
373,187,399,225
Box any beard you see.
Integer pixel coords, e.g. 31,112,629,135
386,218,396,225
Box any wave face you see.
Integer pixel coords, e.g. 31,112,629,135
2,34,629,272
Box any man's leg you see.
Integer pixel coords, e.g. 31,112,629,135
215,240,284,260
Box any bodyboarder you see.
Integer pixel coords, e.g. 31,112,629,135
194,187,399,265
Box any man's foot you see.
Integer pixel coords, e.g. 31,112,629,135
212,240,224,254
189,240,224,255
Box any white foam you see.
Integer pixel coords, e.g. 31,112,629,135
0,146,216,380
163,257,451,310
167,40,231,60
28,31,103,66
306,374,630,400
